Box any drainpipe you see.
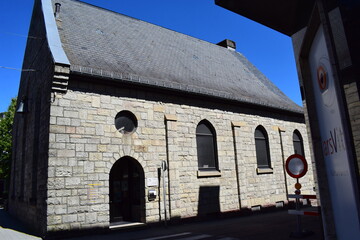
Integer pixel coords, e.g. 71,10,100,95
161,161,168,227
278,127,289,201
231,122,244,210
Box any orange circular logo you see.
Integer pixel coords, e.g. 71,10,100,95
317,65,327,91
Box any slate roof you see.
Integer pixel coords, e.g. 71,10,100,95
50,0,303,114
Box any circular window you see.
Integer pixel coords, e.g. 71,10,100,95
114,111,138,134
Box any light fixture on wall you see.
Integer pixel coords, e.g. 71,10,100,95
16,97,27,113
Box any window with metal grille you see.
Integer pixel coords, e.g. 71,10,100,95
255,126,271,168
196,120,218,170
293,130,305,156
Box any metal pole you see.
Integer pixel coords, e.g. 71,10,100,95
162,161,167,227
295,179,302,237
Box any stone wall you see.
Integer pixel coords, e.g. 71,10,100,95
46,76,315,231
343,82,360,175
9,0,56,236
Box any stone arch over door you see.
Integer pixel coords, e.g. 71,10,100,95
109,156,145,223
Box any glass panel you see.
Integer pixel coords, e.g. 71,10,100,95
293,131,305,156
255,128,265,139
196,120,218,170
255,138,269,167
293,132,301,141
115,116,134,132
196,135,215,169
114,111,138,134
294,141,304,156
196,123,212,135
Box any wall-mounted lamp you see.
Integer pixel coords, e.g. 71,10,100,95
16,97,27,114
54,3,61,19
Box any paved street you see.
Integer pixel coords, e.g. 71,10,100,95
0,228,41,240
0,208,41,240
0,208,323,240
69,210,323,240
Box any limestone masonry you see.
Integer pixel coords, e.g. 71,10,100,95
9,0,315,237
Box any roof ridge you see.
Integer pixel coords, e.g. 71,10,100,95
69,0,229,51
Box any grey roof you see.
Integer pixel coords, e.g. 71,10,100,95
50,0,303,113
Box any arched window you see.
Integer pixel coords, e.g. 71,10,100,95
196,120,218,170
255,126,271,169
293,130,305,156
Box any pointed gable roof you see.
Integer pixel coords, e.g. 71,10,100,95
47,0,302,113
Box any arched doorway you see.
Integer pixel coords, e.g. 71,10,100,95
109,157,145,224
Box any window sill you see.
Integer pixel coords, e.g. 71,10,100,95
256,167,273,174
197,170,222,178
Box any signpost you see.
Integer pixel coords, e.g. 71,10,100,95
303,22,360,239
285,154,315,238
285,154,308,179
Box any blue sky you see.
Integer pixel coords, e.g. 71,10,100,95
0,0,301,112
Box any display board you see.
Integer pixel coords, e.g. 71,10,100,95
308,25,360,239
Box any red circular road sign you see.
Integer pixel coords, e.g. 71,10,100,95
285,154,308,179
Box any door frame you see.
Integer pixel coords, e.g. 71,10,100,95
109,156,145,223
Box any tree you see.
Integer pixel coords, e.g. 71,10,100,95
0,98,16,180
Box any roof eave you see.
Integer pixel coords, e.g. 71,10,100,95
70,67,304,116
42,0,70,65
215,0,315,36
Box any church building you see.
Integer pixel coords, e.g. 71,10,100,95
9,0,315,237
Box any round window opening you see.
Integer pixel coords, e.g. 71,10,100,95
114,111,138,134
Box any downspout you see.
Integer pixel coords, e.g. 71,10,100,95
164,114,177,223
278,127,289,201
231,122,244,209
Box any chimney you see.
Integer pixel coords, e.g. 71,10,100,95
217,39,236,51
54,3,61,19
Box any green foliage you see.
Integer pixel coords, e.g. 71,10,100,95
0,98,16,179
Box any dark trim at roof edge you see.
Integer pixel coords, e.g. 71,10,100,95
215,0,315,36
70,65,304,116
42,0,70,65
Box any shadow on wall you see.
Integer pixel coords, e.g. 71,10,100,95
197,185,220,217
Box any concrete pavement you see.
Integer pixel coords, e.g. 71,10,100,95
66,209,324,240
0,208,41,240
0,207,323,240
0,228,41,240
